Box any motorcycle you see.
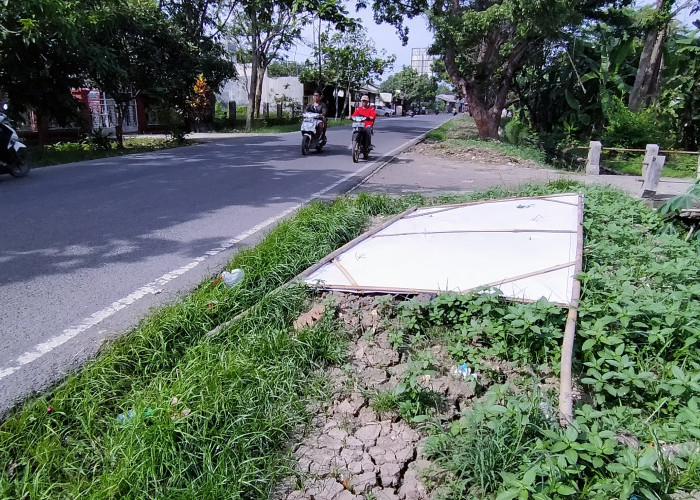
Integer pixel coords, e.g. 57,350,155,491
407,109,415,117
0,113,29,178
300,112,326,155
350,116,372,163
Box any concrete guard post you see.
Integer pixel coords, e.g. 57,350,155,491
586,141,602,175
641,144,659,181
642,154,666,198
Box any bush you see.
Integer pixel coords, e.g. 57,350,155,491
503,118,531,146
602,95,674,149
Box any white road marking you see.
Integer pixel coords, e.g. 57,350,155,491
0,146,409,380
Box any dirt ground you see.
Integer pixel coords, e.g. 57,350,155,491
275,141,697,500
356,141,695,199
276,291,537,500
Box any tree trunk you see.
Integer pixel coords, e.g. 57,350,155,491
114,103,125,149
35,112,49,146
255,66,265,118
335,88,339,119
245,13,259,132
629,27,666,111
467,96,500,139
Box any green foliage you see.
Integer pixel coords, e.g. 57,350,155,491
661,29,700,150
372,185,700,499
380,67,438,108
85,128,113,151
503,118,532,146
602,95,674,148
299,25,395,107
0,195,387,498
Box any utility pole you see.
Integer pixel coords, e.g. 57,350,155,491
317,17,322,86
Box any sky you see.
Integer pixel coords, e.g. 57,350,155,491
285,6,434,79
285,1,698,82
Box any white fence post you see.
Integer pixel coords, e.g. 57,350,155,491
642,144,659,181
586,141,602,175
641,155,665,198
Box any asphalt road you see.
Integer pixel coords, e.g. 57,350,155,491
0,113,451,418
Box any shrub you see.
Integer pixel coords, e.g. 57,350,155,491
602,95,674,149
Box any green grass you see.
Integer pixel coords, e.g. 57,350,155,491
0,193,408,499
371,184,700,499
427,115,548,166
3,182,700,498
27,136,186,168
601,151,699,178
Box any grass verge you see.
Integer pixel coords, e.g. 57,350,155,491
26,136,188,168
25,119,352,168
3,181,699,499
357,184,700,499
427,115,547,166
0,193,410,499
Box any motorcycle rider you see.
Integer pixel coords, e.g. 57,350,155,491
306,90,327,142
351,95,376,150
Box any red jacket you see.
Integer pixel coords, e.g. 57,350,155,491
352,105,376,128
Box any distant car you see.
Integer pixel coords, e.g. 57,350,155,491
374,106,395,117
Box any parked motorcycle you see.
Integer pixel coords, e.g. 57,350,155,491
300,112,326,155
0,113,29,178
350,116,371,163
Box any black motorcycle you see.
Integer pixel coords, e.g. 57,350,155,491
0,113,29,178
350,116,372,163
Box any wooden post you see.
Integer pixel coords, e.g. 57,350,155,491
264,102,269,120
641,155,666,198
642,144,659,181
277,103,282,118
586,141,602,175
228,101,236,125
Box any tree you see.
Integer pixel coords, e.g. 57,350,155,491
380,67,437,109
661,28,700,149
229,0,353,131
366,0,632,139
228,1,310,126
86,0,203,147
0,0,92,141
628,0,699,111
267,59,306,77
301,26,395,118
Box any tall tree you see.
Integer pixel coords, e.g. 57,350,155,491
380,67,437,109
365,0,632,139
628,0,699,111
0,0,92,141
229,2,310,123
86,0,202,147
660,28,700,149
301,26,394,118
230,0,353,131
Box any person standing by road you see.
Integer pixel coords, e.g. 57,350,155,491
306,90,328,142
351,95,377,150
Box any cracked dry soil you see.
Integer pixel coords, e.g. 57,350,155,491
276,293,480,500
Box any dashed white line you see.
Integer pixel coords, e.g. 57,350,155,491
0,148,403,380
